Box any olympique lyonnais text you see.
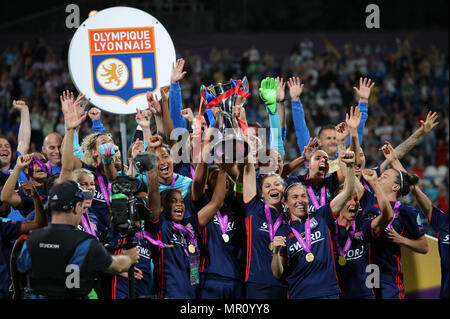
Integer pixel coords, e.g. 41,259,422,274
89,27,155,55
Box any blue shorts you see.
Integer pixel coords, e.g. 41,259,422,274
245,282,288,299
199,273,245,299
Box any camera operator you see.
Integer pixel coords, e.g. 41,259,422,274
16,180,139,299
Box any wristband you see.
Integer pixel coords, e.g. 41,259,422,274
234,181,243,194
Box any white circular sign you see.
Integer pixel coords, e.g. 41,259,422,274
68,6,176,114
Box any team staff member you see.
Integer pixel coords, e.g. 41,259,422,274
271,150,356,299
16,181,139,299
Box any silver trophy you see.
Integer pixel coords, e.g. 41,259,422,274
200,77,250,163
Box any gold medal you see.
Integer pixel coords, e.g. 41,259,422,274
338,256,347,266
165,244,174,248
268,242,274,251
305,252,314,263
222,234,229,243
188,244,196,254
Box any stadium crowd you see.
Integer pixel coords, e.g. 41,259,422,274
0,34,448,299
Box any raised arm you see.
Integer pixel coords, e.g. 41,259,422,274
379,111,439,173
197,168,227,228
147,92,165,139
259,77,285,158
329,150,356,216
0,155,33,208
276,76,286,142
287,77,310,160
13,100,31,156
146,161,160,222
410,185,433,222
348,77,374,145
191,128,211,201
169,58,187,130
243,151,257,203
17,181,47,232
361,169,394,235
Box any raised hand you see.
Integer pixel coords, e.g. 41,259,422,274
287,77,304,101
19,180,38,197
160,85,170,103
379,141,397,163
335,122,349,143
74,93,88,120
180,108,194,122
148,135,163,151
170,58,187,83
340,150,355,166
361,169,378,185
146,92,162,116
61,91,86,130
302,137,319,162
353,77,375,102
135,108,151,129
16,154,33,169
232,105,247,126
131,138,145,158
272,235,286,254
345,106,362,131
276,76,286,102
12,100,29,112
259,77,278,114
88,107,101,121
420,111,439,135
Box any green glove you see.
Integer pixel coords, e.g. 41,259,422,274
259,77,278,115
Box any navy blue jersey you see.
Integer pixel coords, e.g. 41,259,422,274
244,194,288,289
332,212,379,299
174,163,195,179
193,193,245,281
146,213,200,299
362,192,425,299
76,210,98,237
277,204,340,299
0,217,22,299
81,163,111,235
428,207,449,299
15,185,47,217
106,228,153,299
285,171,340,214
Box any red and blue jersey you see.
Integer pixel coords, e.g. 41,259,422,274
244,193,288,289
193,193,245,281
277,204,340,299
146,213,200,299
285,171,340,214
0,217,22,299
106,227,153,299
362,191,425,299
332,212,379,299
428,206,448,299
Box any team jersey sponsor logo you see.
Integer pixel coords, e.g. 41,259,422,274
288,230,324,254
442,234,449,245
342,244,365,261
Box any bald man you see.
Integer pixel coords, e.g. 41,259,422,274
41,132,62,175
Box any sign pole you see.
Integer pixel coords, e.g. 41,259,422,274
120,114,127,168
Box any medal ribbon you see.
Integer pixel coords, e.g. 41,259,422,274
190,164,195,179
306,174,326,210
80,213,97,237
172,222,199,256
264,202,283,242
27,155,49,180
289,217,312,254
170,173,178,189
138,230,170,248
334,220,356,257
96,166,111,206
386,201,402,230
216,210,228,236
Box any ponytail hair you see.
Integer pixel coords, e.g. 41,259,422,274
394,169,419,198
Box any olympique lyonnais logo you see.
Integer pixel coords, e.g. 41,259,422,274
89,27,157,102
